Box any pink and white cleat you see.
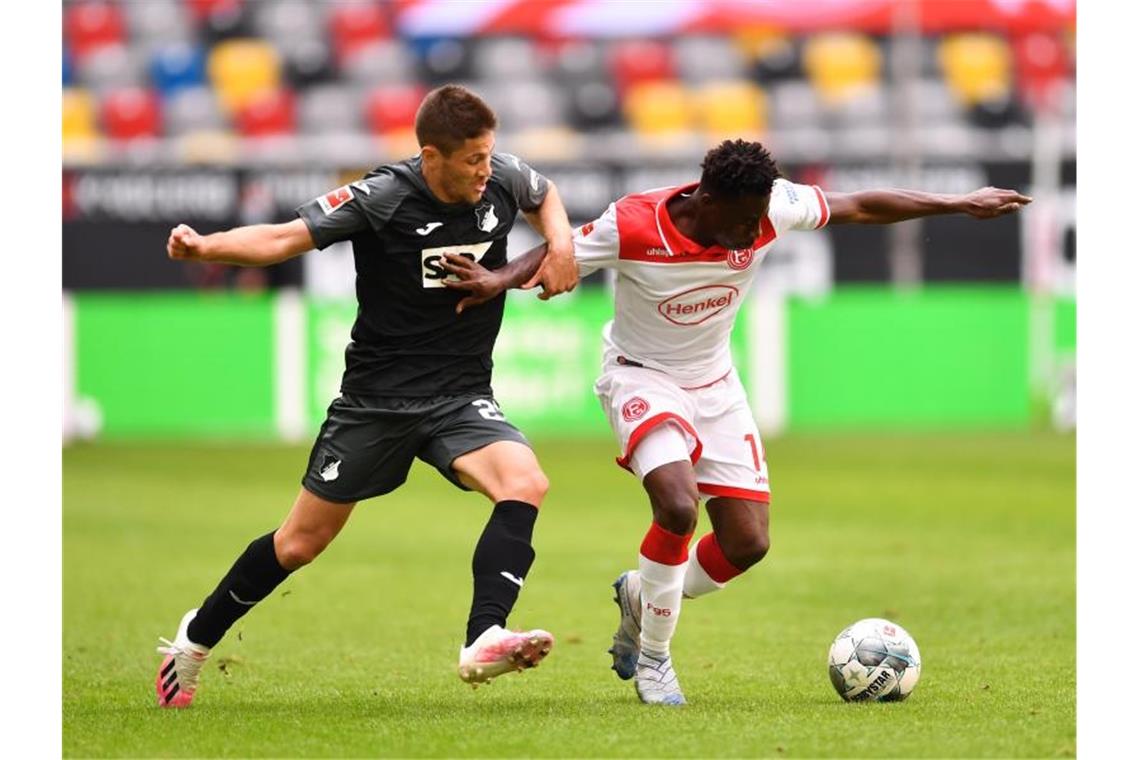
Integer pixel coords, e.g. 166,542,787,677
457,624,554,686
155,609,211,708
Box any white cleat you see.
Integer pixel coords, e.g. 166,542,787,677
634,650,687,706
608,570,642,680
155,608,211,708
457,624,554,687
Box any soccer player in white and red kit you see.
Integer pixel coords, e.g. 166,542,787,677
441,139,1031,705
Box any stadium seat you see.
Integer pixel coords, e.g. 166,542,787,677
938,33,1012,106
101,87,162,141
693,80,767,137
566,80,621,131
63,47,74,86
196,0,255,45
252,0,322,46
768,80,822,129
63,87,99,142
1012,33,1071,109
330,2,390,63
75,43,148,92
548,39,608,83
472,37,541,81
365,84,425,134
282,38,337,89
339,40,417,85
413,37,475,85
123,0,192,50
151,43,207,98
609,40,675,96
163,85,226,135
623,80,693,136
734,27,800,83
485,78,567,132
298,84,362,134
64,1,125,61
802,32,882,106
234,87,296,137
208,38,282,114
674,36,747,83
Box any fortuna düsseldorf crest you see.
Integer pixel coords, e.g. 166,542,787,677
727,247,754,270
622,397,649,422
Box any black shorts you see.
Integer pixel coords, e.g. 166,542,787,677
301,392,530,503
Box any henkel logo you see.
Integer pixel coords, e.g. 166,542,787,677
727,247,754,270
657,285,739,326
622,397,649,422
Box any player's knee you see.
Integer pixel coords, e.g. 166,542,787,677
653,490,699,535
275,531,331,570
725,531,770,570
500,467,549,506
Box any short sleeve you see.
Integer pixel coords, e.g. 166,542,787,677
491,153,549,212
768,178,831,233
295,183,372,250
573,203,620,277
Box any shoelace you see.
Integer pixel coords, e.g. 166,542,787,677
157,637,207,690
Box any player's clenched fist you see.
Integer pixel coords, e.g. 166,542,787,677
167,223,205,260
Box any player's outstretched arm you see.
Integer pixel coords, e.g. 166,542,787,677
166,219,315,267
825,186,1032,225
440,243,548,314
521,182,577,300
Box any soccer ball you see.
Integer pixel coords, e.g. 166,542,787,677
827,618,921,702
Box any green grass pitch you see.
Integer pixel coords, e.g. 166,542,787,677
63,432,1074,757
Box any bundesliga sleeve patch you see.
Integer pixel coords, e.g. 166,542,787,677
317,185,355,215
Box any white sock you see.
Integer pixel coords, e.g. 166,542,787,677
638,555,687,656
683,555,727,599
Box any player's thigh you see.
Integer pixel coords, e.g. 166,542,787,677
418,395,545,503
301,393,423,503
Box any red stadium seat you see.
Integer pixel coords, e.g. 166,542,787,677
234,88,296,137
365,84,425,135
186,0,245,22
101,87,162,140
330,3,390,63
609,40,675,96
1012,33,1071,109
64,1,125,61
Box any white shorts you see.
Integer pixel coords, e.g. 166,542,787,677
593,364,771,503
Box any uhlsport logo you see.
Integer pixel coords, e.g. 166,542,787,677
727,247,755,270
621,396,649,422
421,241,493,287
657,284,739,326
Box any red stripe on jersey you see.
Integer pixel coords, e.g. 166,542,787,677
616,412,703,470
639,522,692,566
614,183,778,264
812,185,830,228
696,483,771,503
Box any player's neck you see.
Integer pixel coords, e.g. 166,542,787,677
419,162,464,205
666,193,716,248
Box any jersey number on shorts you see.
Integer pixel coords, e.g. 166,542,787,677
472,399,506,421
744,433,762,471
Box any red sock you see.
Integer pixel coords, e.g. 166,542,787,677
695,532,743,584
640,522,692,565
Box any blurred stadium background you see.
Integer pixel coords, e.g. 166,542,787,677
61,0,1076,442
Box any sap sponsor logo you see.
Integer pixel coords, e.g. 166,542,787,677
317,185,354,214
657,285,739,326
421,241,493,288
727,247,754,270
621,396,649,422
646,247,671,257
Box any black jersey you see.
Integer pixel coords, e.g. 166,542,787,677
296,153,549,397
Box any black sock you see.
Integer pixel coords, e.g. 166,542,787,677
465,500,538,647
187,531,292,648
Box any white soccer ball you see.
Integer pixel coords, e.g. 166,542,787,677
827,618,921,702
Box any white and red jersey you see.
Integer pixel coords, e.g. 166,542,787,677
574,178,830,387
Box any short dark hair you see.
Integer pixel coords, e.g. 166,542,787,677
415,84,498,156
699,139,781,199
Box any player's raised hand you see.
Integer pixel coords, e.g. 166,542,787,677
522,239,578,300
167,223,206,260
440,253,508,314
958,187,1033,219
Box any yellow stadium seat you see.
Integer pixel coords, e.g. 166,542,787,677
624,80,693,136
207,39,281,114
938,33,1012,106
803,32,881,106
733,26,791,63
63,88,97,141
694,80,767,138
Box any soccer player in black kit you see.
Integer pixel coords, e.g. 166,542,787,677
155,85,577,708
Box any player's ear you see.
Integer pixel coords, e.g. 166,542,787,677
421,144,442,167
